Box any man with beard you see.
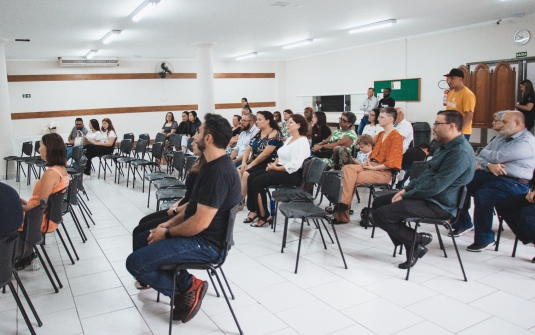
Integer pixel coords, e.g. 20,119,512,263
372,110,475,269
378,87,395,108
126,113,241,324
453,111,535,252
230,113,258,167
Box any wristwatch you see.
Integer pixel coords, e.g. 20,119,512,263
165,228,172,239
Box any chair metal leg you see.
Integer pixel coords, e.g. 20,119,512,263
311,219,328,250
39,244,63,288
512,238,519,257
406,221,420,281
495,216,504,252
219,267,235,300
168,272,177,335
319,219,334,244
55,228,76,264
294,218,305,274
9,282,37,335
34,247,59,292
61,222,80,260
69,208,87,242
212,269,244,335
281,217,289,253
13,271,43,326
435,224,447,258
207,269,220,297
330,219,348,269
446,224,467,281
147,182,152,208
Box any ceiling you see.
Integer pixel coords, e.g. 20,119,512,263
1,0,534,61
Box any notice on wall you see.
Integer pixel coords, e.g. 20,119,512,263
392,81,401,90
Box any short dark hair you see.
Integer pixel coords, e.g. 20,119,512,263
368,87,374,92
437,110,463,132
242,97,248,103
41,133,66,167
358,134,374,146
418,143,430,150
233,115,242,122
89,119,99,131
75,118,83,123
243,113,256,122
203,113,233,149
341,111,356,126
380,107,397,122
283,109,293,115
289,114,309,136
383,87,391,93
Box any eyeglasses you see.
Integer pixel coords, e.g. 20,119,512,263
338,118,349,123
432,122,451,127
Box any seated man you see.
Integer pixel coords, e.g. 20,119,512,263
230,113,258,167
454,111,535,251
334,107,403,223
394,108,414,153
126,113,241,324
66,117,89,160
372,110,476,269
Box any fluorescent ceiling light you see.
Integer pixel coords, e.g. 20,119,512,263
348,19,397,34
236,52,258,60
131,0,161,22
101,30,121,44
85,50,98,59
282,39,313,49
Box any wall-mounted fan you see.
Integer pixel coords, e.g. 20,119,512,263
155,61,174,78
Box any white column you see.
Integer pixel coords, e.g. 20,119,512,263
0,38,16,180
192,42,216,118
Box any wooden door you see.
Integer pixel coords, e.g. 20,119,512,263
492,61,516,115
472,63,491,128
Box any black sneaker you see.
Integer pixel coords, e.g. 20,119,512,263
448,227,473,237
176,276,208,323
466,242,495,252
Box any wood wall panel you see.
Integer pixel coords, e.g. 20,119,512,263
492,61,516,115
472,63,491,129
8,72,275,82
10,102,277,120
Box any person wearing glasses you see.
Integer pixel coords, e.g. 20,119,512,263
230,113,258,167
371,110,475,269
333,108,403,223
311,111,358,168
453,111,535,252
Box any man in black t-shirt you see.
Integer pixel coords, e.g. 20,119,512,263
126,114,241,324
379,88,396,108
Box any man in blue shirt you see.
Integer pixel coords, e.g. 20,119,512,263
372,110,476,269
453,111,535,251
230,113,258,167
357,88,379,135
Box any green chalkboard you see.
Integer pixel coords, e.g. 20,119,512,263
374,78,421,101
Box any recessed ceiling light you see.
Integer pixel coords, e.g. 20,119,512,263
101,30,121,44
15,39,30,42
236,52,258,60
282,39,313,49
130,0,161,22
85,50,98,59
347,19,397,34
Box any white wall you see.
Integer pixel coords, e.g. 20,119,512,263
6,60,278,139
285,17,535,140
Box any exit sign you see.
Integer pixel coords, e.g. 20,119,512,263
516,51,528,58
22,94,31,98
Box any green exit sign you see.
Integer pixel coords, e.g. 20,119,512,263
516,51,528,58
22,94,31,98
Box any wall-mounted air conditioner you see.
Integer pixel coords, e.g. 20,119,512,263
58,57,120,67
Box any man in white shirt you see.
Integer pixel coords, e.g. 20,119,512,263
394,108,414,153
357,88,379,135
230,113,258,167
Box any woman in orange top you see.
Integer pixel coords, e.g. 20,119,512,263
21,133,70,233
335,108,403,223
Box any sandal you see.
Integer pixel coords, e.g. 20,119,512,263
251,216,272,228
243,213,258,223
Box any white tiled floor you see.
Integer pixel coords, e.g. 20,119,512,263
2,170,535,335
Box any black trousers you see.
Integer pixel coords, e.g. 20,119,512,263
83,144,113,174
132,210,170,251
495,194,535,245
247,169,301,216
372,193,452,249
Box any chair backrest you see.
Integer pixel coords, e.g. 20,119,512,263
46,188,67,230
172,151,186,171
184,155,198,173
123,133,135,142
410,161,428,180
134,139,148,159
168,133,181,147
21,200,47,247
218,204,239,266
34,141,41,157
187,137,194,152
450,186,468,224
138,133,150,143
119,139,133,155
106,137,118,155
151,142,164,160
305,157,328,184
71,145,84,163
428,139,441,156
155,132,166,144
66,174,80,208
321,171,344,205
0,232,18,287
22,141,33,157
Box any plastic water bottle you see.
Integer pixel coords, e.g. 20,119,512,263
270,200,276,218
31,254,41,271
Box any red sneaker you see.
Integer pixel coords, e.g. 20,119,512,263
177,276,208,323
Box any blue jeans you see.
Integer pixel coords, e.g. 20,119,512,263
395,163,411,189
456,170,529,244
66,146,73,161
126,231,223,297
357,115,370,135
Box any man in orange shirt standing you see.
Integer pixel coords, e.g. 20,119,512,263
444,68,476,141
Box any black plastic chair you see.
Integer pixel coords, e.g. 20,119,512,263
131,142,165,192
0,232,40,335
10,141,33,182
104,139,133,183
404,186,468,281
116,139,148,187
163,133,182,169
145,143,179,207
46,188,78,265
25,141,45,185
494,215,520,257
278,171,348,273
96,137,118,179
63,174,89,242
157,204,243,335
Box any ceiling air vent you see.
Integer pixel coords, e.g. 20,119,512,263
270,2,291,7
58,57,119,67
